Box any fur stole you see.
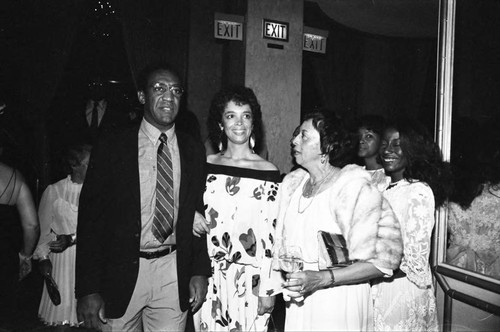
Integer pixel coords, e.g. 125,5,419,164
276,164,403,270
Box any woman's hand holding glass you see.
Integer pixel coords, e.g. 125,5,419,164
280,245,333,299
279,245,306,300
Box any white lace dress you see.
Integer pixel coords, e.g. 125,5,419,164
373,180,438,331
447,184,500,278
34,176,81,326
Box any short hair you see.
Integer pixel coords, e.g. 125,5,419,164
302,109,356,168
207,85,264,153
66,144,92,169
137,62,182,92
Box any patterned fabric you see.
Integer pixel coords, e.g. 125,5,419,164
198,164,281,332
447,184,500,278
34,176,82,326
373,179,438,331
153,133,174,243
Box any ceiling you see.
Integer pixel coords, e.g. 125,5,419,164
313,0,439,38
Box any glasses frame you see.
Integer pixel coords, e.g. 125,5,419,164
149,83,184,97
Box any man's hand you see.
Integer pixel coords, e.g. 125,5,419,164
257,296,275,315
192,212,210,237
77,293,107,331
49,234,72,253
188,275,208,313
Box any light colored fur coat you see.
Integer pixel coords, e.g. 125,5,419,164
276,164,403,270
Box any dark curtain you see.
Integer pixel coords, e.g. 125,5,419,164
302,2,437,129
1,0,86,192
119,0,190,88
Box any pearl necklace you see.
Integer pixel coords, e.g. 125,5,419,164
298,168,336,213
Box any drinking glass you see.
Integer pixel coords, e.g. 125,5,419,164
278,245,304,273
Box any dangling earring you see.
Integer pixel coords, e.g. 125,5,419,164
320,154,327,164
218,130,225,153
249,134,256,153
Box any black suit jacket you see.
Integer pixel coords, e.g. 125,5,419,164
75,122,211,318
78,99,128,144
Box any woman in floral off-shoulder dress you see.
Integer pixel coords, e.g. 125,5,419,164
192,86,281,332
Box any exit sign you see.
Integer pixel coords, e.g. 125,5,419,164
262,19,289,42
214,13,244,41
303,26,328,54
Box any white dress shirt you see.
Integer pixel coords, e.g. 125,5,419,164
138,119,181,250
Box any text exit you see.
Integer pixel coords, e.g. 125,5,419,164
263,19,289,42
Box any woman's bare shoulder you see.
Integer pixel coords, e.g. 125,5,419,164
206,153,221,164
249,155,279,171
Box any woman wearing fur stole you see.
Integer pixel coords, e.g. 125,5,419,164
372,118,452,331
277,110,403,331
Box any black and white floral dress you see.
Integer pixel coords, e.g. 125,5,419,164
199,164,281,332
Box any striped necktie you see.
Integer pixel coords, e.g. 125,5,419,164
152,133,174,243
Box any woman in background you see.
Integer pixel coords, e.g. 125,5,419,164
0,162,39,328
193,86,281,331
447,118,500,278
373,118,452,331
355,114,389,191
34,144,91,328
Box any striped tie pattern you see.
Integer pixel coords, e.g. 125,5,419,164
152,133,174,243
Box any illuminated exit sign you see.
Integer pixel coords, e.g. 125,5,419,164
214,13,244,41
263,19,289,42
303,26,328,54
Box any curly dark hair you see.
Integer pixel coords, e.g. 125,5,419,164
302,109,357,168
353,114,386,166
449,115,500,208
356,114,386,137
385,117,453,208
207,86,264,154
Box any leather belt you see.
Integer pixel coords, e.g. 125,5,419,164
139,245,177,259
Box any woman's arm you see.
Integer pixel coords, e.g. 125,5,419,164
33,185,55,260
14,171,40,279
16,173,40,258
400,184,435,288
283,262,383,297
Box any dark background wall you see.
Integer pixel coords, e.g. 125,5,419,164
1,0,498,197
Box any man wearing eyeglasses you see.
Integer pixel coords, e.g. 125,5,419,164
75,63,210,331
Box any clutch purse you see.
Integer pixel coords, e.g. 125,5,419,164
317,231,357,269
44,274,61,306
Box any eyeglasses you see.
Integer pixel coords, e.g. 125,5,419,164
150,83,184,97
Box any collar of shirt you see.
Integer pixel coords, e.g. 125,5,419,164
85,99,107,116
140,118,177,147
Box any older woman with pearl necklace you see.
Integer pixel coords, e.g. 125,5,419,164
276,109,403,331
